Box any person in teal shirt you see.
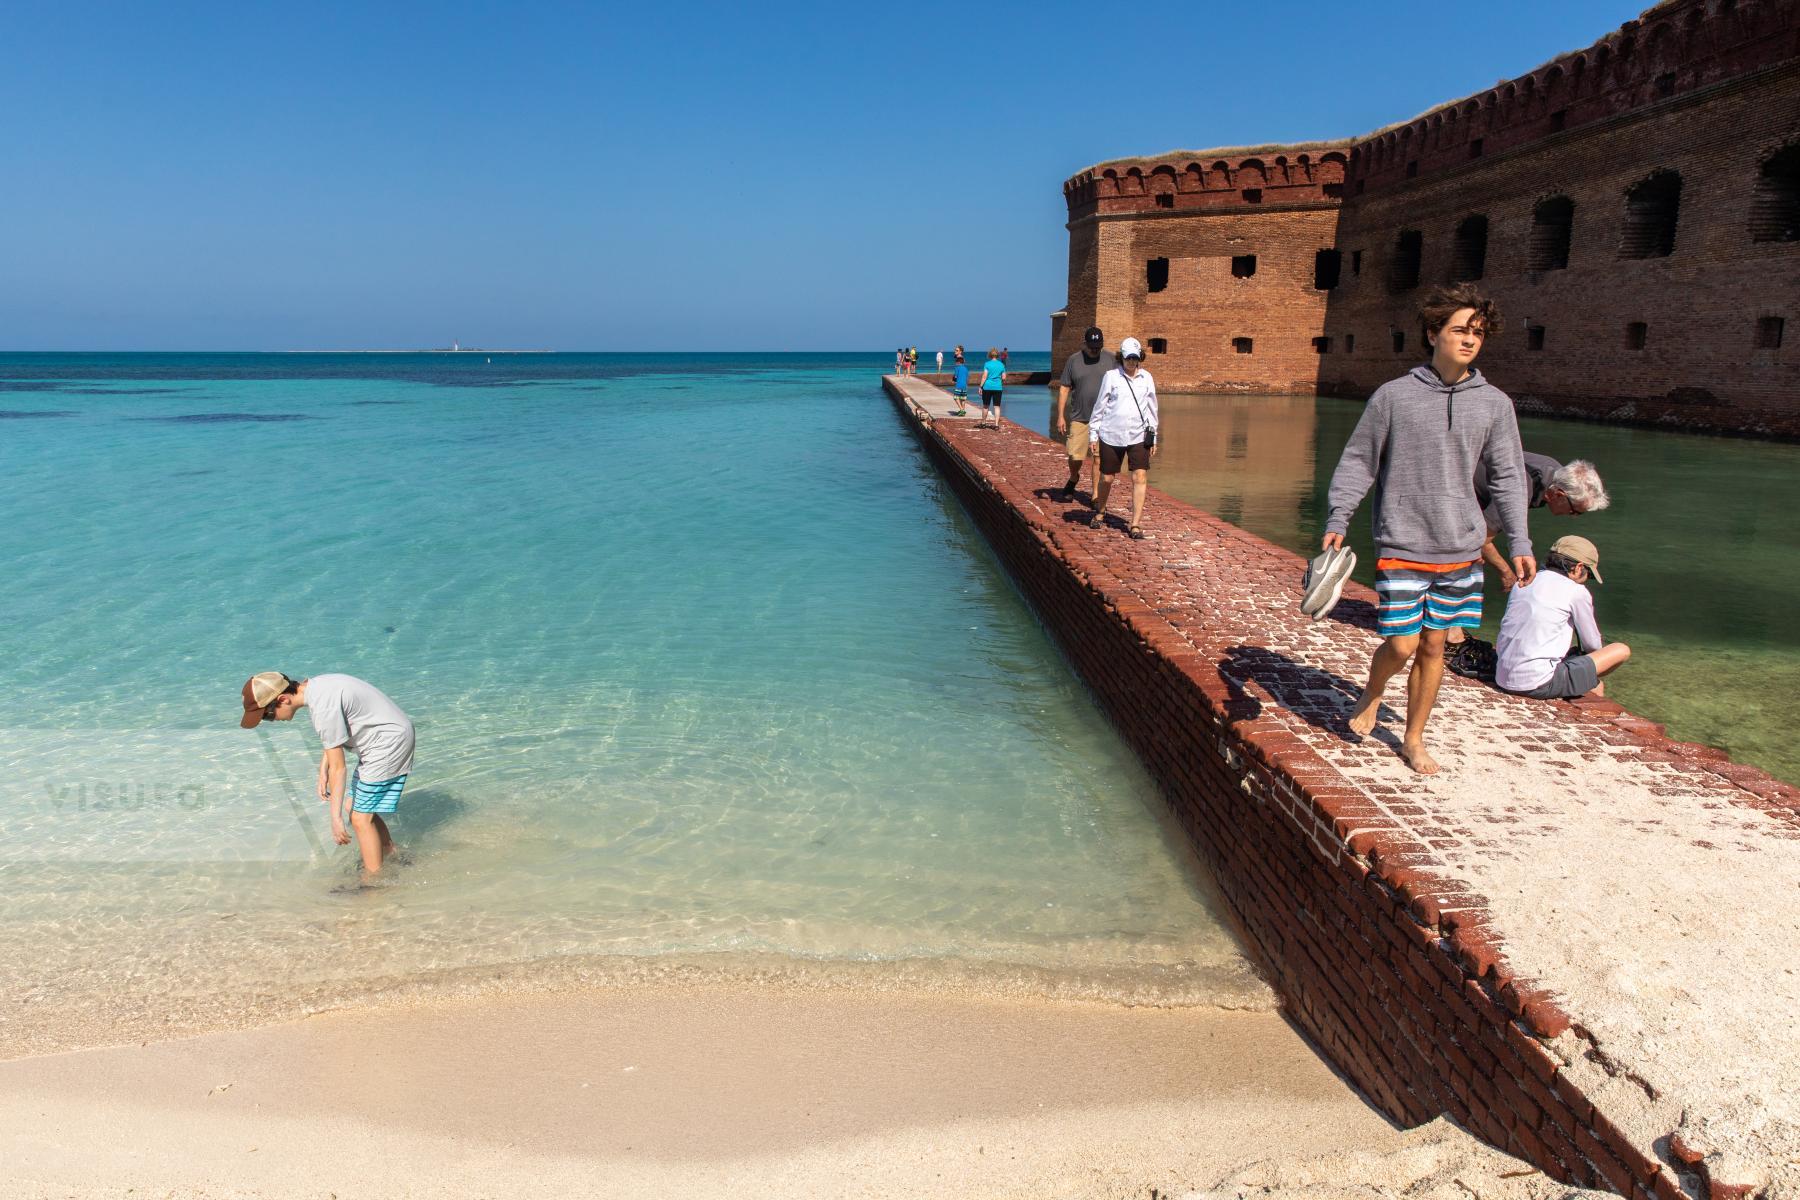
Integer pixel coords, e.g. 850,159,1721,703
952,359,969,416
979,348,1004,428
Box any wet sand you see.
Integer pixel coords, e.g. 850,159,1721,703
0,982,1589,1199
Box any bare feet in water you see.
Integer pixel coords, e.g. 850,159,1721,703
1399,740,1440,775
1346,691,1382,736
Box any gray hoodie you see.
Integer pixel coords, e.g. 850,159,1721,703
1325,365,1532,564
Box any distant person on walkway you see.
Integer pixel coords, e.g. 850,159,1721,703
1496,536,1630,699
909,346,919,375
1085,337,1159,539
1052,326,1109,502
952,356,970,416
936,349,944,373
895,349,905,375
1000,347,1009,366
978,347,1005,428
240,671,415,877
1321,284,1534,775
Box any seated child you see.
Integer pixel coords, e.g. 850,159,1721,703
1495,535,1631,699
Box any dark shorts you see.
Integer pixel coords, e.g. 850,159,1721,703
1509,652,1601,700
981,388,1002,405
1098,440,1150,473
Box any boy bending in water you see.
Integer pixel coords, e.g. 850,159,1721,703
240,671,415,875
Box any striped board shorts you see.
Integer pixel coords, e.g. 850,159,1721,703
1374,558,1483,638
349,770,407,815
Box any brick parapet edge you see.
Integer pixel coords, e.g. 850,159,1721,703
883,379,1800,1199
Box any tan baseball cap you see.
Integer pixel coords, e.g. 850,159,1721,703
1550,535,1603,583
239,672,294,728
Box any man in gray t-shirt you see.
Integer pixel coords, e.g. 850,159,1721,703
239,670,415,875
1053,326,1111,501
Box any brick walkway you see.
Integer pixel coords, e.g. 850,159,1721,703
886,375,1800,1197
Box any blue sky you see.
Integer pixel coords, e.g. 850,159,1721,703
2,0,1646,350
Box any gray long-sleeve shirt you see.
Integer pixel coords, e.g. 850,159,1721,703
1325,365,1532,564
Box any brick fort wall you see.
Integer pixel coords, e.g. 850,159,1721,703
1057,0,1800,438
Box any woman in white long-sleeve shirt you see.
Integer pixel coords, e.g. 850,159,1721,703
1085,337,1159,539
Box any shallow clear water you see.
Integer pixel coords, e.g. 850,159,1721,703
1014,388,1800,785
0,353,1263,1053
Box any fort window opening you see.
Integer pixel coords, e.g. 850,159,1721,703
1232,255,1258,279
1146,257,1170,293
1351,250,1363,276
1451,215,1489,281
1749,144,1800,242
1155,193,1174,208
1314,249,1342,290
1242,188,1263,203
1620,170,1682,258
1233,337,1254,354
1345,334,1356,353
1406,161,1419,178
1469,138,1485,160
1313,336,1333,354
1148,338,1168,355
1530,196,1575,271
1392,331,1406,353
1549,109,1567,132
1528,324,1547,351
1626,322,1648,350
1756,316,1786,349
1655,72,1677,98
1388,230,1423,292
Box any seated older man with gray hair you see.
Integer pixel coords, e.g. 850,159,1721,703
1473,452,1609,589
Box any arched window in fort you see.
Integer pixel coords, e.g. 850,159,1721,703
1451,215,1489,281
1531,196,1575,270
1208,161,1233,189
1317,153,1347,198
1388,230,1423,292
1620,170,1682,258
1314,249,1342,290
1750,144,1800,242
1146,257,1170,293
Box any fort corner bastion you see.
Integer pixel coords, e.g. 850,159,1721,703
1056,0,1800,439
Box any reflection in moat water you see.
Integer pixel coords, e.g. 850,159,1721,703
1014,388,1800,786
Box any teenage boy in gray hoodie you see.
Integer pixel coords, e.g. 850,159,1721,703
1320,284,1535,775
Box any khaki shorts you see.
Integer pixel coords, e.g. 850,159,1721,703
1065,420,1093,461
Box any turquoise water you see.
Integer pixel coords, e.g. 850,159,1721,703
1014,389,1800,786
0,353,1260,1053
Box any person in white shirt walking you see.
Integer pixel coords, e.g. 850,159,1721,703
1084,337,1159,539
1495,536,1631,699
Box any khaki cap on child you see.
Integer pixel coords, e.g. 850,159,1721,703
1550,535,1603,583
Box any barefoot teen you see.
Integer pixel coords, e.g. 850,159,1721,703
1320,285,1535,775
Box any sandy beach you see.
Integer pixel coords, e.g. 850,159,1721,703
0,981,1603,1200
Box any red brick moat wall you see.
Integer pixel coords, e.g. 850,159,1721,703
883,379,1800,1198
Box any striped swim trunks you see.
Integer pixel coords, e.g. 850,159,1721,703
349,770,407,815
1374,558,1483,638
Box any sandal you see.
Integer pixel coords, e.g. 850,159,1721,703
1088,511,1106,529
1129,525,1147,540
